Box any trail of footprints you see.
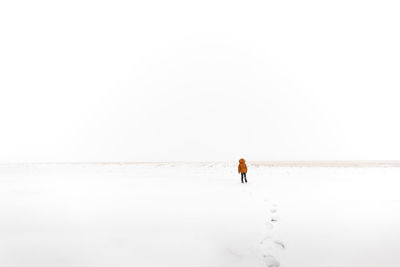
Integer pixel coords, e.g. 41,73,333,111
228,193,284,267
260,202,284,267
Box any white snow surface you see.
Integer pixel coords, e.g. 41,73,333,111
1,163,400,267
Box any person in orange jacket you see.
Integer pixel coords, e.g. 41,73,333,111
238,158,248,183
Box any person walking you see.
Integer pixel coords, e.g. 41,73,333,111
238,158,248,183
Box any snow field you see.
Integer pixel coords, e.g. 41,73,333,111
0,163,399,267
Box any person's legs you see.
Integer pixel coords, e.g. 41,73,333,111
241,173,244,183
244,173,247,183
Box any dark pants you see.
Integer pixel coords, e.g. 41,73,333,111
241,173,247,183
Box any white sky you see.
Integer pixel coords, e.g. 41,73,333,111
1,0,400,162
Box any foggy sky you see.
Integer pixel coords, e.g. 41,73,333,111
1,0,400,162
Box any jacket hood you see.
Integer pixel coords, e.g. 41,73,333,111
239,159,245,163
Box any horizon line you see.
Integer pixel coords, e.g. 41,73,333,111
1,160,400,167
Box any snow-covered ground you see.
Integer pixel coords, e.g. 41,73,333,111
1,163,400,267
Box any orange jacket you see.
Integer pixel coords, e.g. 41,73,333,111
238,159,247,173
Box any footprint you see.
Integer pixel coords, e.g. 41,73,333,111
263,255,280,267
274,240,285,250
271,216,279,222
270,208,277,213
